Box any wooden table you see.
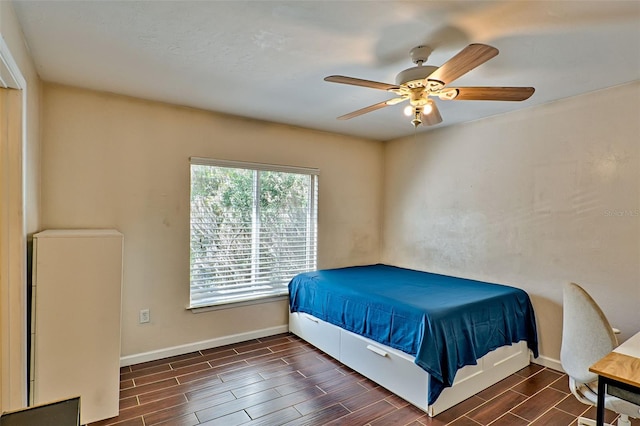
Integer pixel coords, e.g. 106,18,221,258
589,332,640,426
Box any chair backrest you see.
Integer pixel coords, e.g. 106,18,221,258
560,282,618,384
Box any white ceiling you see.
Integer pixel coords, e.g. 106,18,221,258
12,1,640,141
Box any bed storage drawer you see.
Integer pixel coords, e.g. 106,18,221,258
289,311,532,416
339,328,429,410
289,312,341,359
428,340,530,415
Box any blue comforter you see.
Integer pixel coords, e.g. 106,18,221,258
288,264,538,404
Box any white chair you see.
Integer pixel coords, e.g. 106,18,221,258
561,282,640,426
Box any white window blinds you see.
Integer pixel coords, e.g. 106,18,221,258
189,158,318,308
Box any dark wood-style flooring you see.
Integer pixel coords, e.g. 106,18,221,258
90,333,639,426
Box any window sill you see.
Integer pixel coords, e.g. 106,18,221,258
187,294,289,313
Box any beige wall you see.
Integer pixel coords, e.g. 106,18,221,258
40,83,383,357
382,82,640,366
40,80,639,366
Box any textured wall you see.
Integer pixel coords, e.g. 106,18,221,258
382,82,640,366
41,83,383,357
38,77,640,367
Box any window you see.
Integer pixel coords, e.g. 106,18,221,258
189,157,318,308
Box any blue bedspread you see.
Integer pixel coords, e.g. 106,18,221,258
288,264,538,404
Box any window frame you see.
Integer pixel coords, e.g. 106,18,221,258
188,157,319,310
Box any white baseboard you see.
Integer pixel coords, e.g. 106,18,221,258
120,325,289,367
531,354,564,373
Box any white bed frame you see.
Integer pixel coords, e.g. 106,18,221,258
289,311,531,417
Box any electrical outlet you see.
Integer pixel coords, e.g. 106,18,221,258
139,309,150,324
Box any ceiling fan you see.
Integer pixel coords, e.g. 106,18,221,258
325,44,535,128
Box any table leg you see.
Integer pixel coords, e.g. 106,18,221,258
597,377,606,426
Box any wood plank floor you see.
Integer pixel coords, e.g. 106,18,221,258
90,333,639,426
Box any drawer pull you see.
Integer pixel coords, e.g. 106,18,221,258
366,344,388,357
305,316,319,324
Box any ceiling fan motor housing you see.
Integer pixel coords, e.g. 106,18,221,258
395,65,439,88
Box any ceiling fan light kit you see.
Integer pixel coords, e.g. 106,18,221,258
325,43,535,128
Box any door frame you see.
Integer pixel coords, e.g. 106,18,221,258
0,33,28,411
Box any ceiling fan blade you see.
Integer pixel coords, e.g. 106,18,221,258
325,75,399,91
337,98,404,120
427,43,499,86
448,87,535,101
421,102,443,126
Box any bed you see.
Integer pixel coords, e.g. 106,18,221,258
288,264,538,416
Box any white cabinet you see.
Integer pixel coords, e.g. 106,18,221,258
31,230,123,424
